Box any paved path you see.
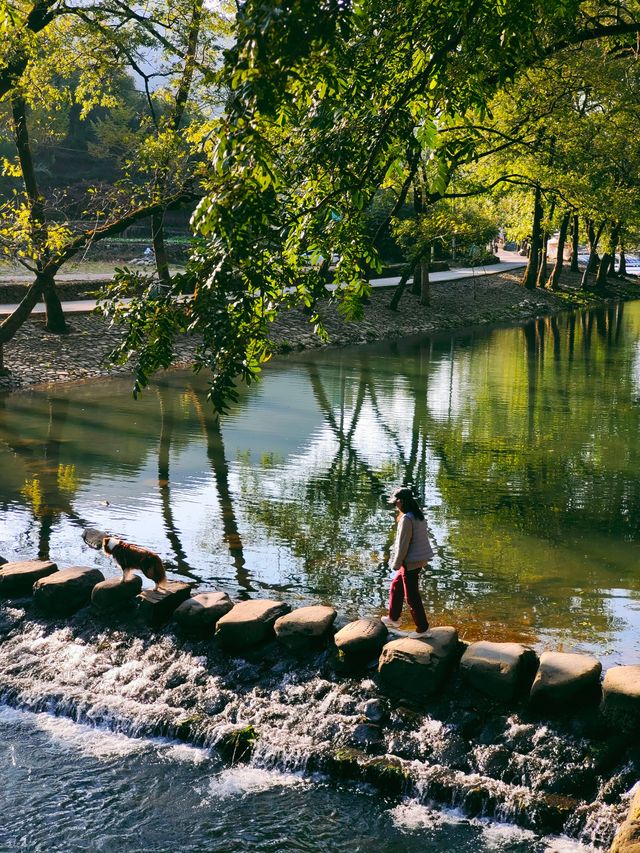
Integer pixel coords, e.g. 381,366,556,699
0,256,527,317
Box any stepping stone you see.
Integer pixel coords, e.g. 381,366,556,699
601,665,640,733
137,581,191,627
460,641,539,701
0,560,58,597
33,566,105,616
215,599,290,650
91,575,143,613
378,627,459,698
174,592,234,635
610,785,640,853
274,605,337,650
530,651,602,708
82,528,108,550
334,618,388,658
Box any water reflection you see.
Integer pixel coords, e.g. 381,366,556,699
1,301,640,660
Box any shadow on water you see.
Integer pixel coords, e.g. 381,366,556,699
1,300,640,657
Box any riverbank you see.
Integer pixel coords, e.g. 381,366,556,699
1,268,638,391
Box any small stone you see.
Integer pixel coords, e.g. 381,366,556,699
82,528,108,550
334,618,388,658
460,641,539,701
530,651,602,708
215,599,291,650
363,698,388,723
33,566,104,616
91,575,143,612
601,665,640,733
174,592,234,635
378,627,459,698
349,722,383,750
274,604,337,649
0,560,58,597
137,581,192,627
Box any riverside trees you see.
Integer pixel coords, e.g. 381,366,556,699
0,0,228,368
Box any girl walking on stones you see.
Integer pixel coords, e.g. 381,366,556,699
382,487,433,638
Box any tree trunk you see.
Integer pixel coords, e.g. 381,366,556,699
619,248,627,276
0,275,48,344
522,185,543,289
11,94,67,334
152,210,172,287
548,211,570,290
411,181,423,296
42,272,68,333
595,253,612,291
570,214,580,272
536,198,555,288
580,221,604,289
608,223,620,276
389,253,423,311
420,249,430,306
411,263,421,296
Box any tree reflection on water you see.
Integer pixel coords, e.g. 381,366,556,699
1,301,640,658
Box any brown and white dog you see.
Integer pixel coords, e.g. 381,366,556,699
102,537,167,589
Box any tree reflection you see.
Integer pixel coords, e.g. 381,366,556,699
186,387,253,593
1,396,90,559
2,302,640,654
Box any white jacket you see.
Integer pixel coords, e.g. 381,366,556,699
390,512,434,571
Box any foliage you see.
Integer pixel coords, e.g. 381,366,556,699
104,0,640,409
392,197,498,263
0,0,230,344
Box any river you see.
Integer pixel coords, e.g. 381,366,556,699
1,302,639,850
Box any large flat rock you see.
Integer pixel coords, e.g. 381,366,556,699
274,605,337,650
0,560,58,597
33,566,104,616
530,651,602,708
91,575,143,613
601,665,640,733
215,599,290,650
334,618,388,658
174,592,234,635
137,581,191,627
460,641,539,701
378,627,459,698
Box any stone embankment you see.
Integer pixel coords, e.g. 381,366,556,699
1,269,638,391
1,548,639,849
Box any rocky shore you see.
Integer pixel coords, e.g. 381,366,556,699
1,268,638,392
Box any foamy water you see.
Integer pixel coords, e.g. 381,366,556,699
206,766,309,799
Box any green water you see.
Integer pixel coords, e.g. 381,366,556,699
1,301,640,662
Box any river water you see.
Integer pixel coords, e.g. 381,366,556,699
1,302,639,850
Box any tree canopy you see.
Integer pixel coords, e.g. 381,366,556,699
3,0,640,403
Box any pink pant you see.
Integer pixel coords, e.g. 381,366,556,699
389,566,429,632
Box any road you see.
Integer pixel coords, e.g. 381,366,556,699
0,255,527,317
